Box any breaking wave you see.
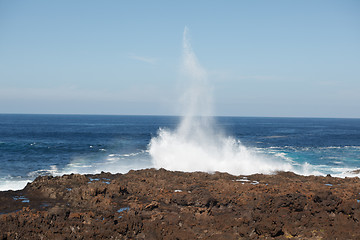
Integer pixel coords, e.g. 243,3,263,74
149,27,309,175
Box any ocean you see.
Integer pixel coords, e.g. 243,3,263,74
0,114,360,191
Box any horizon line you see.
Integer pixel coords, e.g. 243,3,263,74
0,112,359,120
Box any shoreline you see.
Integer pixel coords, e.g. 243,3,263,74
1,168,360,239
2,166,360,193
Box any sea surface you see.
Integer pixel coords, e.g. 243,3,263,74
1,114,360,191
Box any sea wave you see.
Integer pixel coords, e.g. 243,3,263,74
0,178,31,191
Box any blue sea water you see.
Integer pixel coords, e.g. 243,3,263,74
0,114,359,190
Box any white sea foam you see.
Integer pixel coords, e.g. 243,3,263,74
0,179,31,191
0,149,154,191
150,127,296,175
149,27,301,176
332,171,360,178
27,165,59,178
57,150,152,176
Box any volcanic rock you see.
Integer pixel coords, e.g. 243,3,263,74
1,169,360,239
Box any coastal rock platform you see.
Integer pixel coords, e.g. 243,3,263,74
1,168,360,239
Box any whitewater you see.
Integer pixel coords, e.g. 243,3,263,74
149,27,318,176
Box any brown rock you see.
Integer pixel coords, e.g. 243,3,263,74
1,169,360,239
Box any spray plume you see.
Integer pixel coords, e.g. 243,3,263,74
149,27,295,175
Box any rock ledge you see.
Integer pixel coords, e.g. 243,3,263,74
1,169,360,239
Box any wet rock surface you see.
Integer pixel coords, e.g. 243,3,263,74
1,168,360,239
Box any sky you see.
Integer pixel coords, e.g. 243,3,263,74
0,0,359,118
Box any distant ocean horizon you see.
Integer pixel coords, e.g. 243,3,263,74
2,113,359,119
1,114,359,191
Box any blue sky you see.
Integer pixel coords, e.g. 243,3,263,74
0,0,359,118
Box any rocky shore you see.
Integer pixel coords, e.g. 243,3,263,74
1,168,360,239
